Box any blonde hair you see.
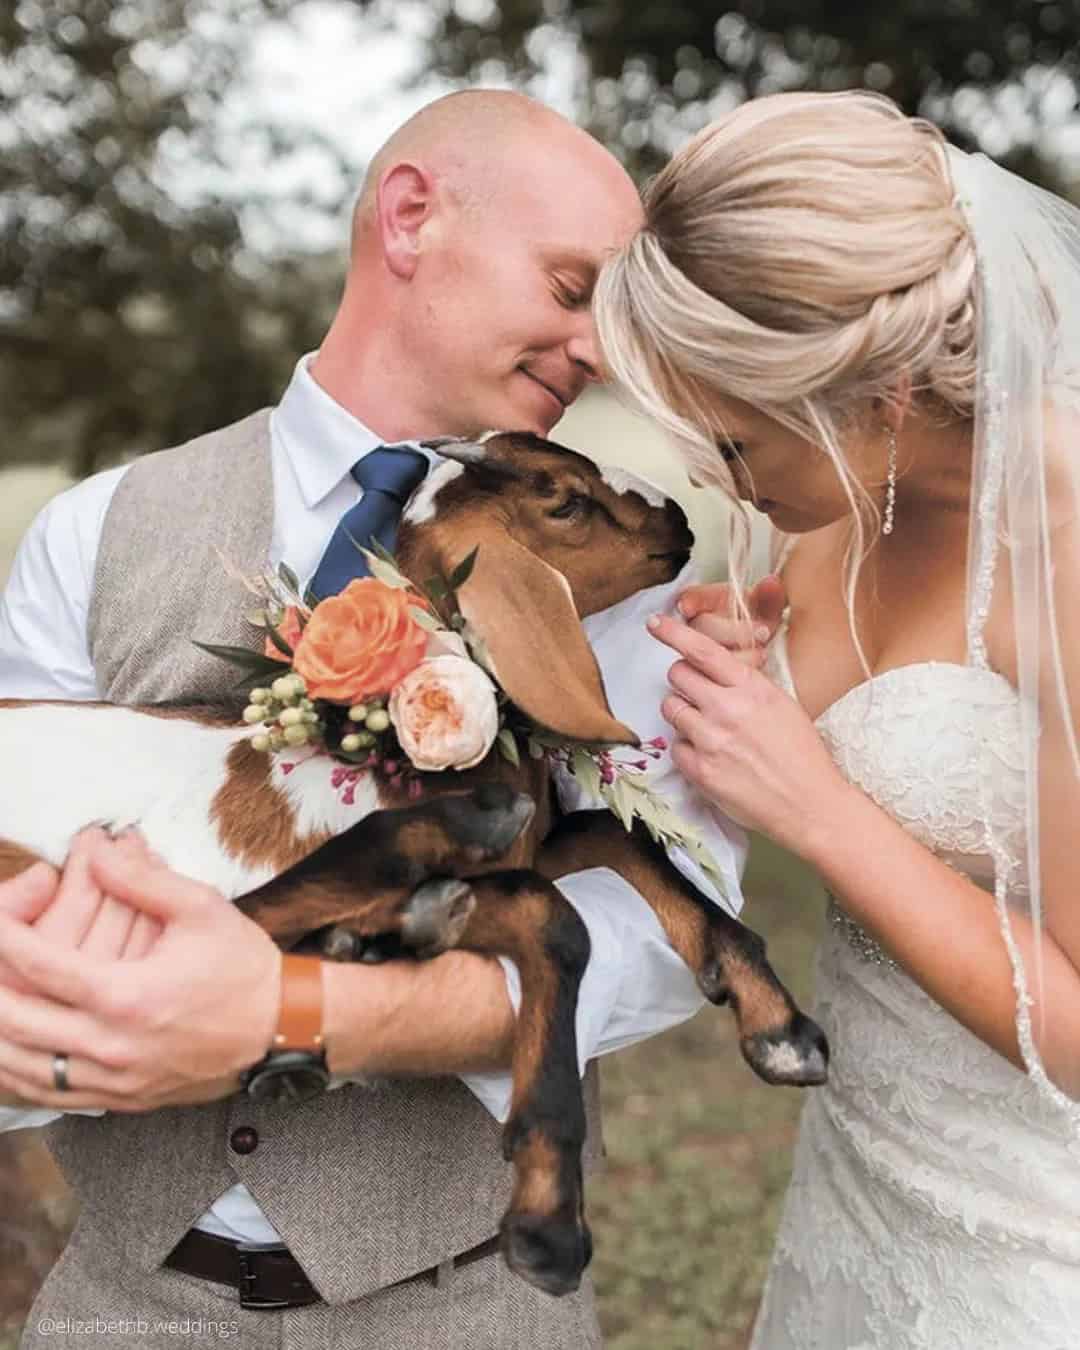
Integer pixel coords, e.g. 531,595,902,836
594,90,976,618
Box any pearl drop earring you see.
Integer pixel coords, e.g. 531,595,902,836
883,427,898,536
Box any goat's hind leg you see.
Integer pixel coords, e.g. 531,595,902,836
538,814,828,1087
400,871,592,1297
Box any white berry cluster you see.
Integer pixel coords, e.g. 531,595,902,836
339,699,391,753
244,674,322,751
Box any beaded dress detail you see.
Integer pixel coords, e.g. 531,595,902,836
749,625,1080,1350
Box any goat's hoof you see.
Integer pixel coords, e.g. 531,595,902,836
400,878,476,957
742,1013,829,1087
436,785,535,860
501,1212,590,1298
320,925,359,961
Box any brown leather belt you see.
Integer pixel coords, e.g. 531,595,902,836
164,1228,502,1311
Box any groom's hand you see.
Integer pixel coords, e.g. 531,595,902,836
676,574,787,668
0,834,279,1112
0,830,162,995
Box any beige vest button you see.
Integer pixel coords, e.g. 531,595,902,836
229,1126,259,1155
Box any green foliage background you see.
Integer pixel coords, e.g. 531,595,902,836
2,0,1078,475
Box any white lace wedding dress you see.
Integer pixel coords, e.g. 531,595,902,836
750,625,1080,1350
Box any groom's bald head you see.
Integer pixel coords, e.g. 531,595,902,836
352,89,638,242
315,90,642,442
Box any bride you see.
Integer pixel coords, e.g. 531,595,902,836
593,91,1080,1348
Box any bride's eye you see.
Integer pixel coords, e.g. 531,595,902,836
717,438,745,464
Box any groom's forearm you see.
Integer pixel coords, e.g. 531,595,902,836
322,950,515,1077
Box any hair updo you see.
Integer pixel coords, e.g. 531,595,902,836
594,90,976,495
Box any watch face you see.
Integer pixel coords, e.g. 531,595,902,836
244,1051,330,1105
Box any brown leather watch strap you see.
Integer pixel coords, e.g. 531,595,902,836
272,954,325,1054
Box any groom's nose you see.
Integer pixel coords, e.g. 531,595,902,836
566,322,602,383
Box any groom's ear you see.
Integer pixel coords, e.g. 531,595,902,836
377,162,435,281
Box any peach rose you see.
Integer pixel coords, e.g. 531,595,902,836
389,655,500,771
292,578,428,703
264,605,304,663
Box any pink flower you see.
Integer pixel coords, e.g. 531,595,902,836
389,655,499,772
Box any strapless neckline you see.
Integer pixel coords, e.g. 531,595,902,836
769,622,1017,727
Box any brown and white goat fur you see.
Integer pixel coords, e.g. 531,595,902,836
0,432,827,1297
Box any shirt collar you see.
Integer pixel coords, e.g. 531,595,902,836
273,353,439,509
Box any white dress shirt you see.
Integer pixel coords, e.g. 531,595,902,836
0,354,746,1243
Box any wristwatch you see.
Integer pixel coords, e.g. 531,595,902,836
239,954,331,1104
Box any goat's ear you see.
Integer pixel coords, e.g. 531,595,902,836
453,533,639,747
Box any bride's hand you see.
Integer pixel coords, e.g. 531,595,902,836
647,611,853,856
676,574,787,669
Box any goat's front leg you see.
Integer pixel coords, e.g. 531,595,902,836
394,871,592,1298
235,784,534,950
538,812,828,1087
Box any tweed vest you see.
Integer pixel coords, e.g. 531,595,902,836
45,410,602,1305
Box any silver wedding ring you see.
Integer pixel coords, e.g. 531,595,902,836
52,1052,70,1093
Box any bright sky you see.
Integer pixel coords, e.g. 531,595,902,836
168,0,1080,256
178,1,582,254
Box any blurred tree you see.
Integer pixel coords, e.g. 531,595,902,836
0,0,341,475
420,0,1080,183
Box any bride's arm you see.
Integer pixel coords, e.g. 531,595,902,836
645,609,1080,1098
802,770,1080,1095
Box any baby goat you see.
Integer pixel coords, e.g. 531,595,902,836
0,432,827,1297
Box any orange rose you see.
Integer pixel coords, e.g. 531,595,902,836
292,578,428,703
264,606,304,663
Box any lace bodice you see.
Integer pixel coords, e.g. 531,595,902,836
751,628,1080,1350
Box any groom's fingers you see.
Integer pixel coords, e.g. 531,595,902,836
34,829,107,946
87,840,220,923
120,913,163,961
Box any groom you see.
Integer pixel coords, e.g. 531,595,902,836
0,91,748,1348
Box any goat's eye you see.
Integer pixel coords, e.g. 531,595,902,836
548,493,590,520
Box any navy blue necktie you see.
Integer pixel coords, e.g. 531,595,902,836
309,445,429,600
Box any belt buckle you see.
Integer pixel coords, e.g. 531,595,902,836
236,1241,300,1312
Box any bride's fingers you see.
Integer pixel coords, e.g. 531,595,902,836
676,581,731,620
667,659,733,713
661,693,711,745
687,611,773,650
647,613,750,686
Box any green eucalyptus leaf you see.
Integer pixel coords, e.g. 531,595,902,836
409,605,443,633
359,546,412,590
192,640,281,676
449,547,479,591
497,728,521,768
265,625,295,659
277,562,300,594
571,749,602,801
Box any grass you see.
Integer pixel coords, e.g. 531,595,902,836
0,467,72,588
591,837,825,1349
